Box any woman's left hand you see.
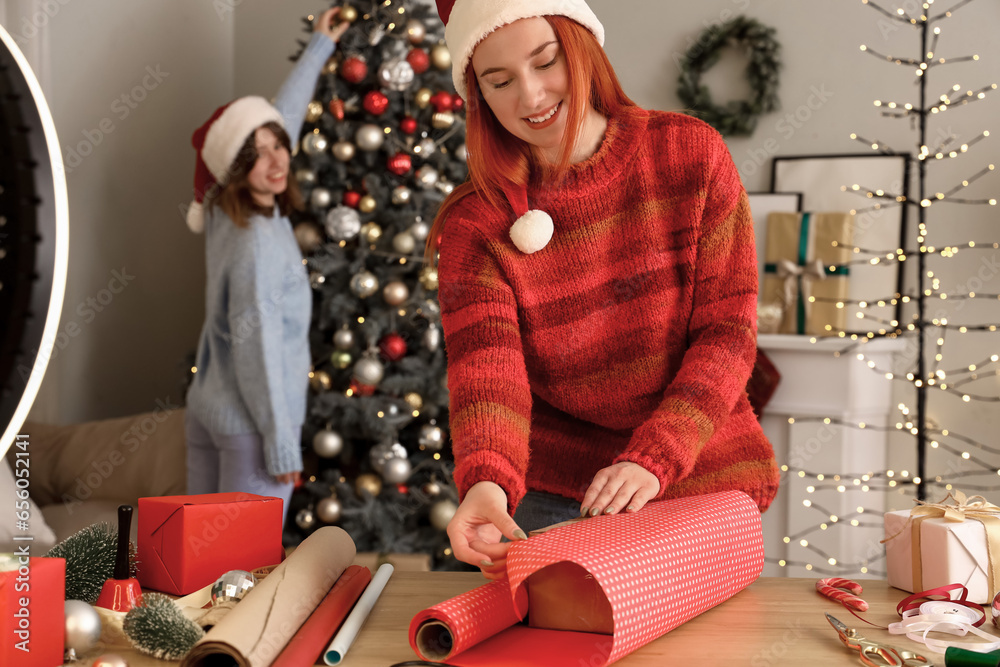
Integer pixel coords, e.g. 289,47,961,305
314,7,350,43
580,462,659,517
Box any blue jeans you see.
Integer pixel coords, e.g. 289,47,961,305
185,412,293,528
512,491,582,533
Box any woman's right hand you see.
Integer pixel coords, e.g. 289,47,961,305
447,481,527,580
314,7,350,43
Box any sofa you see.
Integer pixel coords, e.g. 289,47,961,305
1,406,187,553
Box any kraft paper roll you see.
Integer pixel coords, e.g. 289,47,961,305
182,526,356,667
409,491,764,666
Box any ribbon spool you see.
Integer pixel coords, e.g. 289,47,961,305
889,601,1000,655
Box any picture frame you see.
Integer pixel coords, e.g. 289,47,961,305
747,191,803,300
771,154,911,332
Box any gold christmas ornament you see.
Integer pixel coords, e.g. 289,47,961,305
310,370,333,392
332,140,356,162
430,499,458,531
358,195,377,214
392,231,416,255
333,327,355,350
316,496,343,524
301,132,329,156
382,280,410,306
404,392,423,410
355,473,383,497
305,100,323,123
331,350,353,369
293,222,323,254
419,266,439,291
323,56,340,75
406,19,427,44
414,87,433,109
430,43,452,70
431,111,456,129
361,221,383,245
391,185,412,206
421,480,441,498
339,4,358,22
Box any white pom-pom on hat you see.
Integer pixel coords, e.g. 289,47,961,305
510,210,553,254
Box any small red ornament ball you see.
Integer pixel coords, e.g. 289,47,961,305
406,48,430,75
329,97,346,121
341,57,368,84
429,91,453,113
387,152,412,176
452,96,464,112
396,484,409,494
343,191,361,208
349,379,376,396
379,333,408,362
363,91,389,115
400,116,418,135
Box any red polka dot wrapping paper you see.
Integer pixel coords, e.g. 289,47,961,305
409,490,764,666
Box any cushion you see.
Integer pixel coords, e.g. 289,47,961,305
0,458,57,553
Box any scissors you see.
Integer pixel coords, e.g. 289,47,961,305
827,614,933,666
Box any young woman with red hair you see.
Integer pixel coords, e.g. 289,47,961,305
431,0,780,578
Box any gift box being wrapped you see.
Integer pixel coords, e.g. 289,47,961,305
0,556,65,667
761,212,854,336
138,492,284,595
884,491,1000,604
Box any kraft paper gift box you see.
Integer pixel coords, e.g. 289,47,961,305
138,492,284,595
761,212,854,336
884,496,1000,605
0,556,65,667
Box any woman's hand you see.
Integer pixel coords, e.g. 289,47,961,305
314,7,350,43
275,470,301,485
580,462,659,517
447,481,527,580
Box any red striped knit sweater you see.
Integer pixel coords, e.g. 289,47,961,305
437,106,780,514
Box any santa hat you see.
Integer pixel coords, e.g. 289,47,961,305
186,96,284,233
435,0,604,254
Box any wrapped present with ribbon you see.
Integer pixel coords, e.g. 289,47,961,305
883,491,1000,604
761,212,854,336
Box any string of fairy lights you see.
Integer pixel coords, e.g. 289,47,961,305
766,0,998,576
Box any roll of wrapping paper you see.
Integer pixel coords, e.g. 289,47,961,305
182,526,356,667
409,491,764,666
271,565,372,667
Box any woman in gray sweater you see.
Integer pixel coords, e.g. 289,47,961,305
184,8,346,524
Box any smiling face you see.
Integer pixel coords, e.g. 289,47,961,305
246,126,290,207
471,17,572,164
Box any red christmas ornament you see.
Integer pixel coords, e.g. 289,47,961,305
363,90,390,116
400,116,418,135
396,484,409,494
329,97,346,121
430,91,454,113
406,48,430,74
340,56,368,84
343,191,362,208
452,96,464,112
349,379,376,396
387,152,412,176
378,333,408,362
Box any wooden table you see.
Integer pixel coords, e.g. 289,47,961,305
82,575,998,666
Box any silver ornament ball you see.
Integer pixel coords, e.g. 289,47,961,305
391,185,412,206
301,132,329,156
415,165,439,190
316,496,343,524
430,499,458,531
406,18,427,44
312,429,344,458
415,138,437,157
295,167,317,184
325,206,362,241
333,328,355,350
349,271,379,299
455,143,468,162
419,423,445,451
332,140,356,162
210,569,257,606
370,442,407,472
383,280,410,306
355,123,385,151
378,58,415,92
382,456,412,484
392,231,416,254
423,324,442,352
64,600,102,654
352,356,385,385
310,187,333,209
296,508,316,530
409,219,430,242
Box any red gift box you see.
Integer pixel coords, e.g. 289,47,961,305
0,556,65,667
137,492,284,595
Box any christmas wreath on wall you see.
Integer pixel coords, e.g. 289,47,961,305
677,15,781,136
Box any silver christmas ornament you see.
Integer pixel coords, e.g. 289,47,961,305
355,123,385,151
333,328,355,350
310,187,333,209
301,132,329,156
382,456,412,484
391,185,412,205
423,324,442,352
415,165,439,190
378,58,415,92
370,442,407,472
332,140,356,162
91,655,129,667
419,423,445,451
349,271,379,299
415,138,437,157
430,499,458,531
421,298,440,317
316,496,343,524
435,179,455,195
392,231,416,255
312,429,344,458
383,280,410,306
406,18,427,44
295,167,317,184
455,143,468,162
65,600,102,654
325,206,362,241
210,570,257,606
295,508,316,530
352,356,385,385
309,272,326,289
410,219,430,242
422,480,442,498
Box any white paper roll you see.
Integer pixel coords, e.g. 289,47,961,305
324,563,394,665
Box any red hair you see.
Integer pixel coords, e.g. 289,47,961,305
425,15,635,265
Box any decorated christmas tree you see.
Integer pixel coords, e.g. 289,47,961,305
282,2,467,568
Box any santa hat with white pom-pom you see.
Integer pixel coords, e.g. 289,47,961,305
435,0,604,255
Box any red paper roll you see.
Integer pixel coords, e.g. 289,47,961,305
409,491,764,666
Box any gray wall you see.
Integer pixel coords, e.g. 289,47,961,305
3,0,997,437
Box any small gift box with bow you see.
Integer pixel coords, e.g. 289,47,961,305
883,491,1000,604
760,212,854,336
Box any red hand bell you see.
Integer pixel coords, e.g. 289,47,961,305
95,504,142,613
